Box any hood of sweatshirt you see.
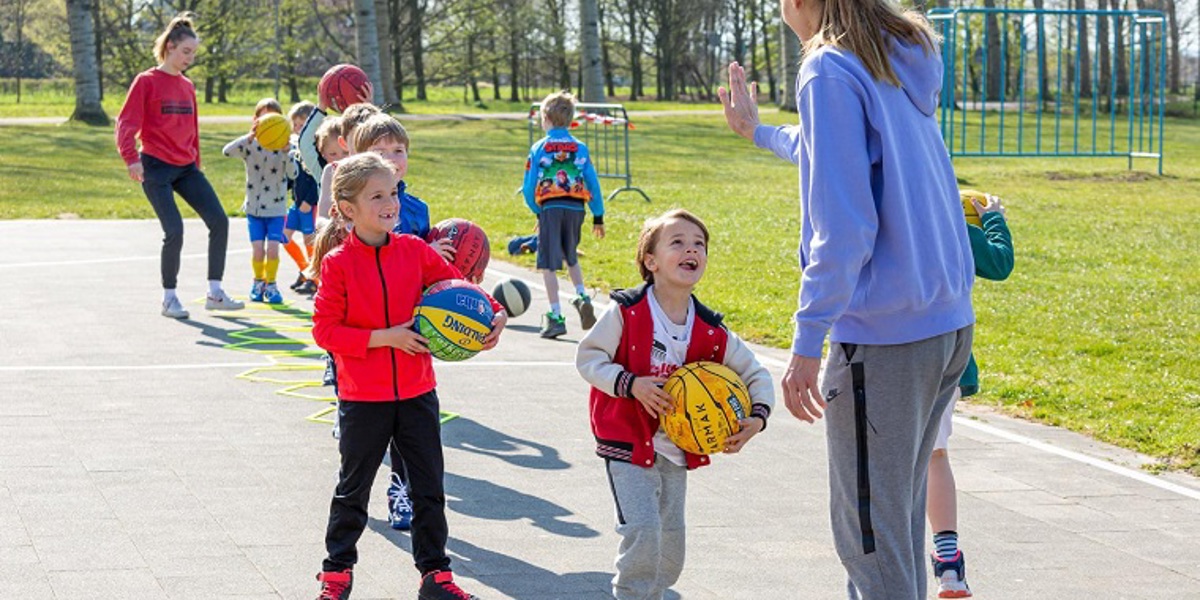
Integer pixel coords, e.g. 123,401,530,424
890,36,942,117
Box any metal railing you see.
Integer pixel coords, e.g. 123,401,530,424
525,102,650,202
929,7,1166,174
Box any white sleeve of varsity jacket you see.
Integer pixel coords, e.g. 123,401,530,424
575,303,627,396
723,329,776,411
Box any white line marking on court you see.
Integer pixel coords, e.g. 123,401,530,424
0,249,251,269
436,361,575,367
487,266,1200,501
952,415,1200,502
0,361,270,372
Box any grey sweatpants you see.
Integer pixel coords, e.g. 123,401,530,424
604,456,687,600
820,327,973,600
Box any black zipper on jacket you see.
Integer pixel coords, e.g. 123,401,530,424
374,246,400,400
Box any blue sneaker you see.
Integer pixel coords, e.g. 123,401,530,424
931,551,972,598
387,472,413,530
264,282,284,305
249,280,265,302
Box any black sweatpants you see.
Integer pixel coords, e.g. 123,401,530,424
323,391,450,575
140,153,229,289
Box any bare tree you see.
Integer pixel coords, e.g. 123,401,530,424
67,0,109,125
780,23,801,111
355,0,385,104
1078,0,1092,98
1165,0,1181,93
375,0,399,104
759,0,777,102
581,0,607,101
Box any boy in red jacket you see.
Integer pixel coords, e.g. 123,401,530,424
310,153,506,600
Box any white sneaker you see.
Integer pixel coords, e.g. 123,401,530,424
161,296,190,319
205,289,245,311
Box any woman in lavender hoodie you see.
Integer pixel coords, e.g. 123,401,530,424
719,1,975,598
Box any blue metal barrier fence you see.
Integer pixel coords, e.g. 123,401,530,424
929,7,1166,174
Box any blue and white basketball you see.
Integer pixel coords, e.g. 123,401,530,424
414,280,495,361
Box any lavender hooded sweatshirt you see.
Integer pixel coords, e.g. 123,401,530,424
754,36,975,358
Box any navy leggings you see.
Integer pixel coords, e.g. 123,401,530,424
140,153,228,289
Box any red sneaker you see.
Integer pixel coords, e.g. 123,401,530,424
315,568,353,600
418,570,479,600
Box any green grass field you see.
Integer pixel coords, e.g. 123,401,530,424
0,78,721,118
0,111,1196,476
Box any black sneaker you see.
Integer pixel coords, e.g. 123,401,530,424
572,294,596,330
291,273,308,291
315,568,352,600
296,279,318,295
539,312,567,339
418,570,478,600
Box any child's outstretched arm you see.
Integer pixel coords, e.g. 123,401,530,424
297,109,325,179
721,330,776,454
222,134,251,159
317,163,336,219
577,305,674,417
969,195,1014,281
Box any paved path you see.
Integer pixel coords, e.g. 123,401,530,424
1,220,1197,599
0,110,724,127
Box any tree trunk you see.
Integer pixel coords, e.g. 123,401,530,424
1098,0,1111,110
92,0,103,101
1165,0,1180,93
15,0,24,103
1034,0,1050,109
374,0,398,104
580,0,606,102
748,0,760,83
219,76,230,103
761,0,776,103
67,0,109,125
389,0,404,102
600,0,615,98
410,0,427,100
354,0,385,104
1077,0,1092,98
1113,0,1127,97
780,25,801,111
548,0,571,89
983,0,1002,101
732,0,746,65
627,0,643,100
205,77,215,104
509,24,521,102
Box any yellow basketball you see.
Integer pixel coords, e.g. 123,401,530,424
255,113,291,152
661,362,751,455
959,188,986,227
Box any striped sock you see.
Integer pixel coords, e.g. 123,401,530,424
933,531,959,561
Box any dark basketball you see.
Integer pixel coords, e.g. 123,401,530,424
426,219,491,284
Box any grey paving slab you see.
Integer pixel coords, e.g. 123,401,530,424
2,220,1199,599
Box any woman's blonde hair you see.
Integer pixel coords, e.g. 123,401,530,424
307,153,396,280
636,209,710,284
154,13,199,63
804,0,938,86
352,114,410,153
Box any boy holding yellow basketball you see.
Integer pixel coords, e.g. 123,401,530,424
926,190,1013,598
222,98,297,304
576,209,775,600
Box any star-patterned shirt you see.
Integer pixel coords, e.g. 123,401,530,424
222,133,298,218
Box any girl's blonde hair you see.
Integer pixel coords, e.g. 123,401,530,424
352,114,410,153
636,209,710,284
314,116,343,152
154,13,199,63
804,0,938,86
307,153,396,280
254,98,283,119
339,103,382,151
